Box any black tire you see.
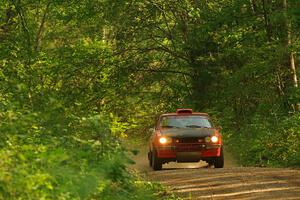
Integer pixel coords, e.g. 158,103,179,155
152,150,162,171
148,151,152,167
214,148,224,168
207,160,214,167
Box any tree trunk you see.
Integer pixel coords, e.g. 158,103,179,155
283,0,299,111
262,0,272,41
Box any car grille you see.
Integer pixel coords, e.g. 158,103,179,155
174,137,204,143
175,143,206,152
173,137,205,151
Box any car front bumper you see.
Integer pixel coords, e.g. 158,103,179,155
156,144,222,159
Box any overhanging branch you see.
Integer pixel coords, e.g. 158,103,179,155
133,68,193,77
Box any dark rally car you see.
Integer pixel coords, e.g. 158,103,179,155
148,109,224,170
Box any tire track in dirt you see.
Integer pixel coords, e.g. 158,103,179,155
148,167,300,199
129,143,300,199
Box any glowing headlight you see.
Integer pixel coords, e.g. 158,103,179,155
159,137,171,144
211,136,219,143
205,136,219,143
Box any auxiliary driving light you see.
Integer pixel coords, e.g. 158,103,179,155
205,136,211,143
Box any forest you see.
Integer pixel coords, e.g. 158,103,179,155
0,0,299,199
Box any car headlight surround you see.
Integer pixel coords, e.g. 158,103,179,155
159,137,172,144
205,136,211,143
205,136,219,143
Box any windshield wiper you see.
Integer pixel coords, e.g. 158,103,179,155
185,125,209,128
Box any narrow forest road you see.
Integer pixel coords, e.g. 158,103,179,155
129,143,300,199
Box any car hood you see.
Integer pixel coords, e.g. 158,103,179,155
160,128,215,138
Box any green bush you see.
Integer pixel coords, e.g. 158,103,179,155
224,113,300,167
0,104,162,199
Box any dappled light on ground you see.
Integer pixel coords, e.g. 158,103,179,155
130,143,300,199
149,168,300,199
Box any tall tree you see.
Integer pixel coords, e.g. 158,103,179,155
283,0,299,111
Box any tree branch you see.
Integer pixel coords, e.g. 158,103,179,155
133,68,193,77
35,2,51,52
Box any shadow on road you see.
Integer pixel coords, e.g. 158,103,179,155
127,140,300,200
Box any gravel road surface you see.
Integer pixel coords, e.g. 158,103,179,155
129,143,300,199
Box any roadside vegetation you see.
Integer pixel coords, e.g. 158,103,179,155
0,0,299,199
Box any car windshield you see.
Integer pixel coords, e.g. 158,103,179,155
160,116,212,129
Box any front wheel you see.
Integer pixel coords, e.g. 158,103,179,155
152,150,162,171
214,149,224,168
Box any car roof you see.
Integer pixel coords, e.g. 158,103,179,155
160,112,209,117
159,109,210,118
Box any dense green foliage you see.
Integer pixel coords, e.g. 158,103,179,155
103,0,300,167
0,0,299,199
0,1,172,199
101,0,300,167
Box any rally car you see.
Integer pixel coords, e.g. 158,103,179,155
148,109,224,170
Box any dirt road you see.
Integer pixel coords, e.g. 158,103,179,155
129,143,300,199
